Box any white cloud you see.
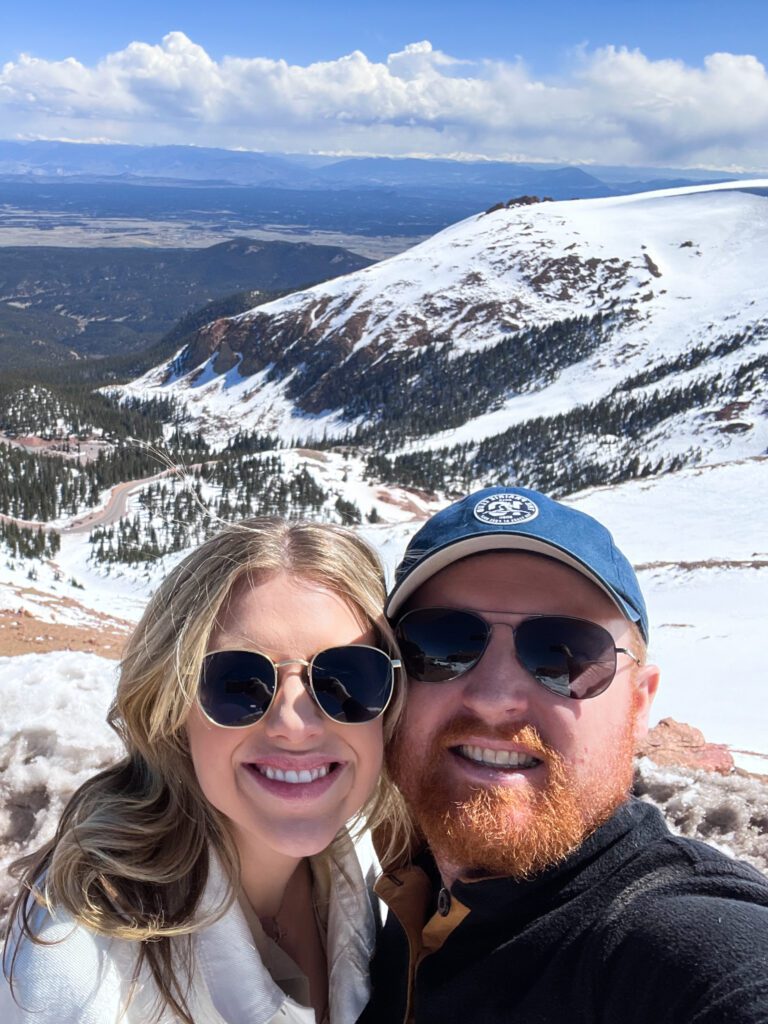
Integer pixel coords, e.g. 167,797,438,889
2,32,768,167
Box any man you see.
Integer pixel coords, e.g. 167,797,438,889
359,486,768,1024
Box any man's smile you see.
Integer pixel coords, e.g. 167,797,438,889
453,744,542,770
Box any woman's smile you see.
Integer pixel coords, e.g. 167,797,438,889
242,756,347,798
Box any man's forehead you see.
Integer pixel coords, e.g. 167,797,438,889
407,550,624,620
420,549,583,585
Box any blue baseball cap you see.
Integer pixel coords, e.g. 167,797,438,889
386,486,648,641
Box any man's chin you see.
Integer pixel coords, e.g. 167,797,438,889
391,718,638,880
415,760,593,880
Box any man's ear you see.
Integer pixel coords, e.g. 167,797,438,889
632,663,660,744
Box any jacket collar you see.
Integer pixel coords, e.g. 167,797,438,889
375,800,668,952
195,834,374,1024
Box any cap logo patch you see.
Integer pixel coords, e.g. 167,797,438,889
473,493,539,526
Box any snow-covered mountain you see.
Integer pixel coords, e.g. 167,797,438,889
119,180,768,497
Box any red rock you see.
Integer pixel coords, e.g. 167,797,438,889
637,717,734,774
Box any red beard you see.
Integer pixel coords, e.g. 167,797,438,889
388,711,638,880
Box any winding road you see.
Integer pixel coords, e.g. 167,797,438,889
0,470,175,535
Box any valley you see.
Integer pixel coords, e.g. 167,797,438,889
0,237,370,371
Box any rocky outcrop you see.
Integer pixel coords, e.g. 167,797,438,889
637,717,734,774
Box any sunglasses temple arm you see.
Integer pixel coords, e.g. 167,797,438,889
615,646,641,666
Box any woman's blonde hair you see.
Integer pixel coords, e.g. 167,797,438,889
4,518,410,1023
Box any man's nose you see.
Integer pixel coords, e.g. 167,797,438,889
459,623,533,718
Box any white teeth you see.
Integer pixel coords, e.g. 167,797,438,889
459,745,540,769
258,764,331,783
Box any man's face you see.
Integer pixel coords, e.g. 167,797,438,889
389,552,659,882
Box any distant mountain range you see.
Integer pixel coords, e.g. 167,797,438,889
0,140,747,195
118,180,768,496
4,141,759,254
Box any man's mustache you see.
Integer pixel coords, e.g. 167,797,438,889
390,712,556,767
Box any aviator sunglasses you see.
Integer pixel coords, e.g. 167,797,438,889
395,607,641,700
199,645,400,728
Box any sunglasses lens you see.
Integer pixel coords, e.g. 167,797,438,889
515,617,617,699
310,647,394,723
199,651,276,727
396,608,489,682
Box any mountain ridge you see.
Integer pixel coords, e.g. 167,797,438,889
116,180,768,499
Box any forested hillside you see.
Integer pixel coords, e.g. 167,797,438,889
0,237,370,370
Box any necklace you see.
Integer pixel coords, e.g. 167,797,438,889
260,911,285,945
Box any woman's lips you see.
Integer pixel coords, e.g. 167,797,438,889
242,759,345,799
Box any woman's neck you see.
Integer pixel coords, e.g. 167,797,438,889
237,846,329,1022
236,837,305,919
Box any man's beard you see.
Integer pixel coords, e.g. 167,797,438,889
388,710,638,880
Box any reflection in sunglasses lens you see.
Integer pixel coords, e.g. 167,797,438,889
397,609,489,682
312,647,393,724
398,610,618,700
200,651,276,726
516,617,616,699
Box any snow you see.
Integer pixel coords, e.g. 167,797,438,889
0,653,123,915
566,458,768,759
115,180,768,458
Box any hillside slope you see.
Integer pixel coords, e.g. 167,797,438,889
119,181,768,495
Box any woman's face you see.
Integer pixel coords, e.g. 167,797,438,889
186,571,384,861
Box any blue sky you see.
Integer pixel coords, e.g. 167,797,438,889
2,1,767,169
3,0,765,71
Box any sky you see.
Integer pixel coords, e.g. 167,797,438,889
1,0,768,168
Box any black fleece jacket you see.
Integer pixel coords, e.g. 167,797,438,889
358,799,768,1024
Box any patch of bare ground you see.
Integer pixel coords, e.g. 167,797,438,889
374,487,434,517
0,433,109,464
0,606,131,659
451,299,508,327
643,252,662,278
636,559,768,571
295,449,330,462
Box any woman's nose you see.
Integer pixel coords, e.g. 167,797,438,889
261,667,325,740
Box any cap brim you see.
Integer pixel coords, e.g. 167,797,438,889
386,531,639,626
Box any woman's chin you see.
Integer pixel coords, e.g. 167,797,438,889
236,819,347,862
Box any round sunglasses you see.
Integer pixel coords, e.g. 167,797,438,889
395,607,640,700
198,645,400,728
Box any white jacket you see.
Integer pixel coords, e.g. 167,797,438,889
0,834,376,1024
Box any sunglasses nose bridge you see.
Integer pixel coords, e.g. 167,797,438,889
459,619,535,712
272,657,315,698
262,658,327,732
273,657,311,671
484,620,525,668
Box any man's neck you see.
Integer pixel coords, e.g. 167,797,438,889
434,854,472,890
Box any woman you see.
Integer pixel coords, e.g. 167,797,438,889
1,518,406,1024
